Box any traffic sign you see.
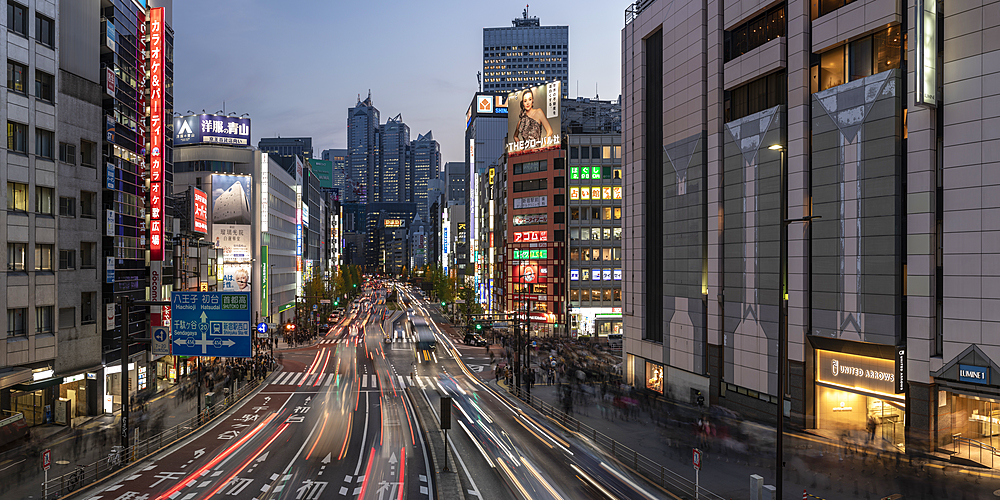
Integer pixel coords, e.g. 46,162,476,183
256,322,269,338
42,449,51,471
692,448,702,470
151,326,170,356
170,292,252,358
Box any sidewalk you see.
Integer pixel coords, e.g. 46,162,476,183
1,371,268,500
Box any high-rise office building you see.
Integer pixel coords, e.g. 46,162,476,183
347,95,379,204
320,148,348,201
483,8,568,96
410,131,441,222
444,161,467,205
378,115,409,204
257,137,312,174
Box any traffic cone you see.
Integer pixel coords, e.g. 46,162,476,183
803,489,808,500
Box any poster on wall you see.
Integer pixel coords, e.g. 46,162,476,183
211,174,252,261
506,81,562,156
221,262,253,292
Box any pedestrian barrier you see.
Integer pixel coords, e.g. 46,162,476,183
39,375,267,500
504,385,726,500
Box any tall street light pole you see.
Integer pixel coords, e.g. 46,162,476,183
769,143,818,499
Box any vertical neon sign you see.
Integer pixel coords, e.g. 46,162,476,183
148,7,164,260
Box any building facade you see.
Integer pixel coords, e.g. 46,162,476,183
410,131,440,222
257,136,312,173
623,0,1000,464
483,9,568,97
347,94,379,204
377,114,408,204
465,92,508,299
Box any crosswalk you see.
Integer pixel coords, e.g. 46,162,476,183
270,372,337,387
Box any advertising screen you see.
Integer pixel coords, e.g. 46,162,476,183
174,114,251,146
506,81,561,156
221,262,253,292
211,174,253,261
514,262,548,283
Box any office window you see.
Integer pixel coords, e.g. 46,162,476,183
59,249,75,270
591,208,601,220
59,307,75,329
35,306,52,334
7,2,26,37
580,207,588,220
7,308,26,336
7,182,27,211
35,244,53,271
59,196,75,217
592,248,602,261
581,146,590,159
603,207,613,220
591,228,601,241
592,146,601,159
603,248,612,261
613,248,622,261
582,269,590,280
602,146,611,160
570,147,579,159
603,228,612,240
59,142,76,164
513,160,547,175
613,227,622,240
580,228,589,241
613,167,622,180
582,248,590,261
591,289,602,301
570,208,580,220
35,186,53,214
80,140,96,166
614,207,622,220
35,14,53,46
570,289,580,301
35,70,53,101
80,191,96,217
35,129,54,159
81,293,95,324
814,0,854,19
513,178,547,193
569,228,579,241
725,71,786,122
570,248,580,260
7,243,25,271
614,288,622,301
80,242,96,268
813,26,901,92
724,4,786,62
7,60,26,93
7,121,27,153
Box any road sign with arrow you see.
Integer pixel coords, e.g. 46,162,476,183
170,292,252,357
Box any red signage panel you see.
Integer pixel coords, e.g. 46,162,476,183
192,187,208,233
148,7,165,261
513,230,547,243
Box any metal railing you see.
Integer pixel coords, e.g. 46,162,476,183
952,433,1000,469
625,0,657,25
505,385,725,500
40,376,265,500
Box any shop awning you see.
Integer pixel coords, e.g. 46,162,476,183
0,368,32,390
11,377,65,392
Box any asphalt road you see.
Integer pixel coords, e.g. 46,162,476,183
75,283,670,500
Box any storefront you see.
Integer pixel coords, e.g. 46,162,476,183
102,353,146,414
815,349,905,451
931,346,1000,467
573,307,622,339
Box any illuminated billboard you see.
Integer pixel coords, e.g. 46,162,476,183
514,262,548,283
211,174,252,261
308,159,334,189
506,81,561,156
384,219,404,228
148,7,165,261
173,114,251,146
190,186,208,234
513,231,547,243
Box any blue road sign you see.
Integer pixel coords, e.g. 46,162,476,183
171,292,252,358
257,322,268,334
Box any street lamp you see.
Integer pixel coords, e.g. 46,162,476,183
769,144,819,499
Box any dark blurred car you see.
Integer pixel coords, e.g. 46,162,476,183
465,334,488,346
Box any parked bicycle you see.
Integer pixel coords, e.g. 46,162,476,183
107,446,123,469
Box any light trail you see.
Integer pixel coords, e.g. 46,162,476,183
205,422,289,498
305,412,330,460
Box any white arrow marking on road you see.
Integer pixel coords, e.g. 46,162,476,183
388,452,397,466
257,451,269,463
321,453,331,465
193,448,205,459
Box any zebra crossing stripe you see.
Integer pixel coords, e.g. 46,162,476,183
324,374,334,386
361,375,367,388
397,375,406,388
371,374,378,388
275,372,292,385
288,373,302,385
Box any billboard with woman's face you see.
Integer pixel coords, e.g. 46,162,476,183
507,81,561,156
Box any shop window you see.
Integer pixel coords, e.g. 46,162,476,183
570,289,579,301
614,207,622,220
35,244,53,271
603,288,613,301
603,207,613,220
7,242,26,271
725,71,786,123
590,289,602,301
613,167,622,180
7,308,26,336
80,292,95,324
35,306,52,334
58,307,75,329
646,363,664,393
614,288,622,301
7,182,27,211
570,248,580,260
724,4,786,62
36,186,53,214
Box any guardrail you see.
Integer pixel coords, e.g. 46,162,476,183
505,385,725,500
41,377,265,500
952,434,1000,469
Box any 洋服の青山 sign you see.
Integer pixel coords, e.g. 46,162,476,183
174,114,251,146
816,350,898,397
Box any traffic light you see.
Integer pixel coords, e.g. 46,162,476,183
475,322,483,332
441,301,446,308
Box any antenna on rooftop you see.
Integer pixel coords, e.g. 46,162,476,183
524,4,529,18
477,71,482,92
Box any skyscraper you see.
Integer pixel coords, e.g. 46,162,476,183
378,114,409,204
321,148,348,202
347,94,379,203
257,137,313,175
410,131,441,221
483,8,568,96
